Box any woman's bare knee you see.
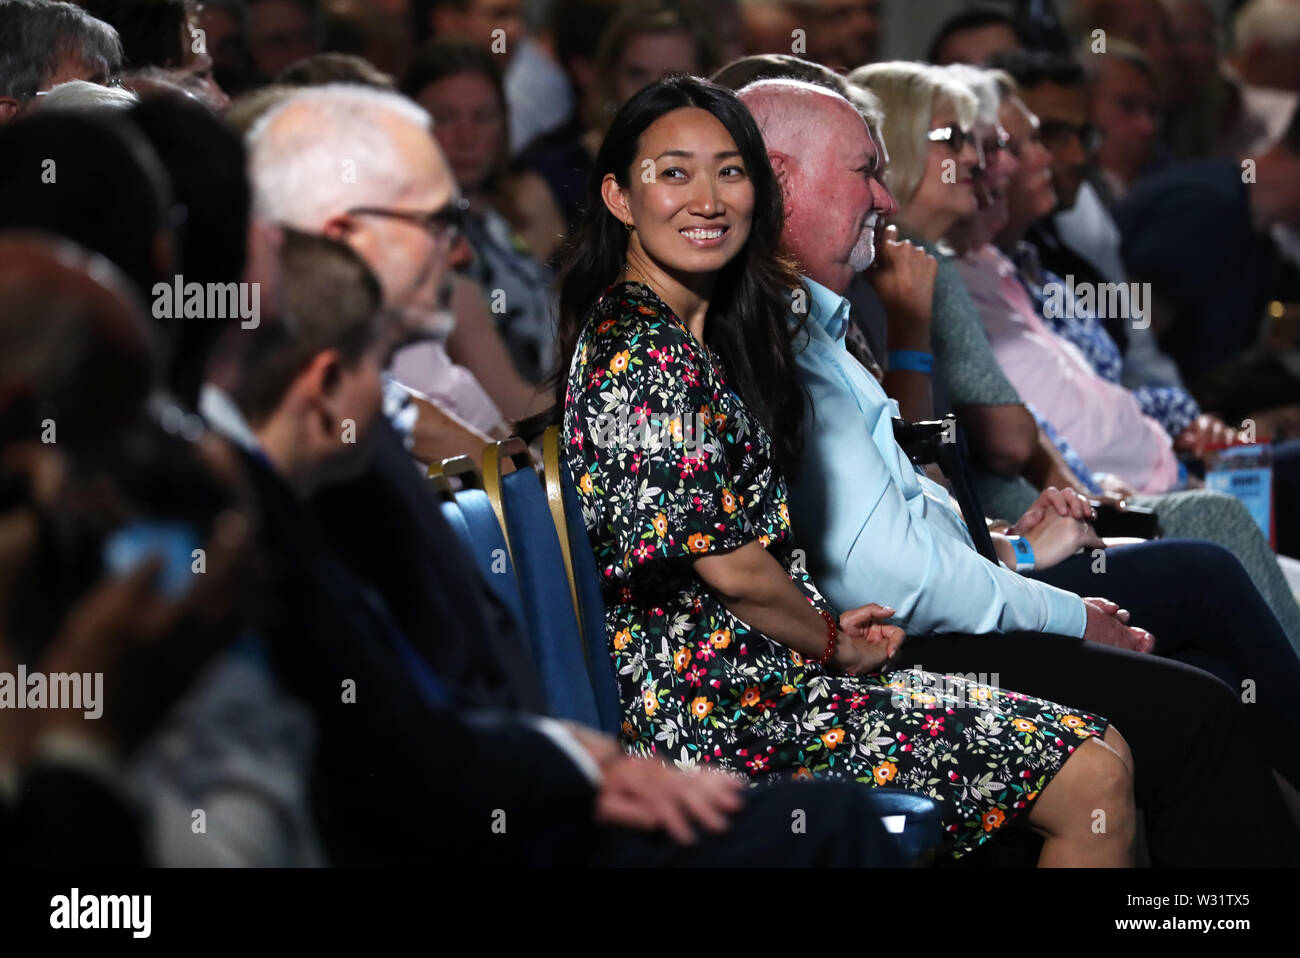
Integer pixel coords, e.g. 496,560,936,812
1098,725,1134,777
1030,737,1135,839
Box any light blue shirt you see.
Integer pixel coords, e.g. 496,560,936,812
787,276,1087,639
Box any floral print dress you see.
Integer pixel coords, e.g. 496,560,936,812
562,282,1108,859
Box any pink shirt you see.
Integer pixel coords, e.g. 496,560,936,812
389,340,505,435
956,245,1179,494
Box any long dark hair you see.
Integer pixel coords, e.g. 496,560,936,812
537,74,806,471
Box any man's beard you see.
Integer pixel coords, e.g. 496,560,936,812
398,307,456,344
849,214,880,272
395,279,456,345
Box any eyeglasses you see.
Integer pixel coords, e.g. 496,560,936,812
346,197,470,244
1038,120,1104,154
981,128,1012,155
927,125,976,154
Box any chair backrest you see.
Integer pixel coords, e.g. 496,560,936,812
486,439,602,728
542,426,624,736
427,457,528,629
892,416,999,563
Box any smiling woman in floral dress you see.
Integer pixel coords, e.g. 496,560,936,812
544,75,1136,864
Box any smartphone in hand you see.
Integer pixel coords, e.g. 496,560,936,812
102,520,201,600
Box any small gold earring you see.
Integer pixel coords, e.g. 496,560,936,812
625,221,635,232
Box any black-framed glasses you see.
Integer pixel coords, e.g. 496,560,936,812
346,196,470,244
1038,119,1104,154
927,125,976,154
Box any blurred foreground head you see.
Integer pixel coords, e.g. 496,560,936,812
0,235,255,696
0,109,172,305
0,234,156,449
0,0,123,124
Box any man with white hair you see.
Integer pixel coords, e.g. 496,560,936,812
245,82,507,457
35,78,137,112
0,0,123,124
737,76,1300,866
1220,0,1300,156
739,76,1128,650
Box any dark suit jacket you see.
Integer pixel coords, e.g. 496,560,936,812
310,421,545,714
243,447,595,866
1116,158,1280,386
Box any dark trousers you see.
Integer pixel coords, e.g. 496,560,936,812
586,781,904,867
1031,539,1300,788
898,625,1300,866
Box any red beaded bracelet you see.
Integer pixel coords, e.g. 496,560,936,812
816,609,838,666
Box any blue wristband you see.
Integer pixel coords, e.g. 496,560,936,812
887,350,933,374
1008,535,1036,571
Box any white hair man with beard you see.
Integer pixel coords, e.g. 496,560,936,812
738,76,1140,645
242,83,511,463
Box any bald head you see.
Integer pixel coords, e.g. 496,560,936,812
0,235,155,444
740,78,894,294
740,78,865,168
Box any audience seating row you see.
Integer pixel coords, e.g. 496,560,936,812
427,429,945,863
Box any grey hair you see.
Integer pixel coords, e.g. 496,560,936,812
849,61,978,205
1234,0,1300,54
0,0,122,98
38,78,138,112
943,64,1012,127
246,83,433,229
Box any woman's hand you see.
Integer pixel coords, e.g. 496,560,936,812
1013,486,1094,535
1174,414,1239,457
37,508,254,754
1096,473,1137,501
1019,512,1104,570
833,603,906,675
1007,486,1103,570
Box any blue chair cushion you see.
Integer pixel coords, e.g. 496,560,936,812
558,465,625,737
500,467,602,728
445,491,526,629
